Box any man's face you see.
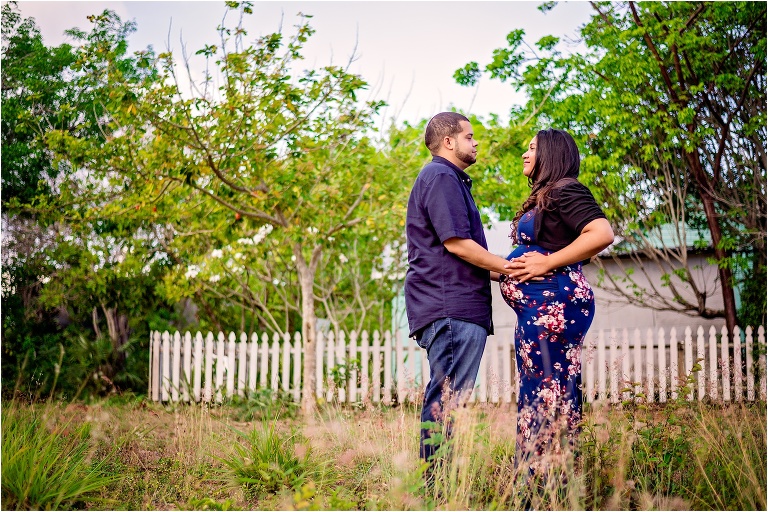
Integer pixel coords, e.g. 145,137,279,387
452,121,478,169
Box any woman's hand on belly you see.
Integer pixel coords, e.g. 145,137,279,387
504,251,554,283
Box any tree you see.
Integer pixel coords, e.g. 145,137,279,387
2,4,175,397
48,3,422,413
457,1,767,330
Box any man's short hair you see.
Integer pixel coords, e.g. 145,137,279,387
424,112,470,155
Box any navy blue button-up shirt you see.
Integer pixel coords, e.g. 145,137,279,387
404,156,493,338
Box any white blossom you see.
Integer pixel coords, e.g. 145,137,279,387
253,224,273,244
209,274,221,283
211,249,223,258
339,254,348,264
185,265,200,279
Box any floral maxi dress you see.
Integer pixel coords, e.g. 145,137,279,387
499,208,595,475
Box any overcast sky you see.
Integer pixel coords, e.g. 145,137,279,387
15,0,592,126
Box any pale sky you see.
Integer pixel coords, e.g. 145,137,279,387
14,0,592,127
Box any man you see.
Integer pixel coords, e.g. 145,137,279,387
405,112,513,466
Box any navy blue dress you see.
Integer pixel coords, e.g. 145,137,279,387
499,208,595,475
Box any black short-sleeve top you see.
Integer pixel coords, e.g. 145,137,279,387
533,180,607,251
404,156,493,338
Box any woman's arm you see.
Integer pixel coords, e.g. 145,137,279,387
504,218,614,282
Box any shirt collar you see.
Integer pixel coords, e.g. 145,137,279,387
432,156,473,189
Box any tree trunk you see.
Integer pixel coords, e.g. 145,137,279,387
294,243,323,415
687,154,738,333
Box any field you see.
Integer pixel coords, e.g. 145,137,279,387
2,393,766,511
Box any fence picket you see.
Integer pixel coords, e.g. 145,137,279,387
670,328,678,400
316,331,325,399
684,327,693,401
760,327,767,402
348,331,358,404
162,331,171,402
708,327,717,400
598,330,607,402
721,326,730,401
337,331,347,402
281,333,291,395
248,333,258,393
226,333,236,398
237,333,247,397
194,332,203,402
293,332,302,403
383,331,392,405
183,332,192,402
746,326,755,401
734,326,743,401
610,328,619,404
658,328,666,403
151,331,161,402
372,331,381,403
360,331,370,404
646,329,655,403
204,332,214,402
259,333,269,390
215,333,225,403
270,333,279,394
149,324,764,405
696,327,705,401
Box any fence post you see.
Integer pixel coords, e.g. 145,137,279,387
226,332,236,399
585,334,595,403
633,328,642,403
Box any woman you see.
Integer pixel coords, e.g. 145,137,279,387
500,129,614,476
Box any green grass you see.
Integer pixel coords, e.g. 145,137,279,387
2,397,765,510
1,402,120,510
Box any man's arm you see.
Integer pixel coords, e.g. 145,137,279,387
443,238,510,282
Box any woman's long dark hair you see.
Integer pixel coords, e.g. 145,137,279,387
510,129,581,244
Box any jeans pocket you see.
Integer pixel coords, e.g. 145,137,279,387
416,320,441,351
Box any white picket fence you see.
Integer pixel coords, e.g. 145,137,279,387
148,325,767,405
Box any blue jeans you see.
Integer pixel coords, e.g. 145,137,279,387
417,317,488,462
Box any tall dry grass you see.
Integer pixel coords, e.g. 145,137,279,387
2,393,765,510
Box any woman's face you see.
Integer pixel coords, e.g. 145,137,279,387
522,136,537,178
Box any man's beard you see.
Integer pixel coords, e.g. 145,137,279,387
455,147,476,166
